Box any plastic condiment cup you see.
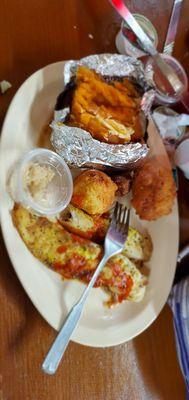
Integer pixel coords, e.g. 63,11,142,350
9,148,73,216
116,14,158,58
145,54,188,105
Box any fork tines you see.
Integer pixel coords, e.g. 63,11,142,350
113,202,130,233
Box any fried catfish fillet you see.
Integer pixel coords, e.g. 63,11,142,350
123,227,153,262
68,66,144,144
83,254,147,305
12,203,101,274
12,204,148,305
60,205,152,262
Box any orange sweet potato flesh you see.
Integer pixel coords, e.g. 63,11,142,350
68,66,144,144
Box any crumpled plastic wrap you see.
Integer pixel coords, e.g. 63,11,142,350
153,107,187,140
51,54,154,170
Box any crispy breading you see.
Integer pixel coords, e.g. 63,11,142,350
71,170,117,215
131,158,176,220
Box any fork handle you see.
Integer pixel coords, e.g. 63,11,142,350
42,254,109,375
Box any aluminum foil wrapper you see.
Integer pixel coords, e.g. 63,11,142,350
64,53,150,90
51,122,148,170
141,89,156,115
144,61,154,88
51,54,154,170
63,54,155,113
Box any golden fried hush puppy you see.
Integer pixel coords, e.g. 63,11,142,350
131,158,176,221
71,170,117,215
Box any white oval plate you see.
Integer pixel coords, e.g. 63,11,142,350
0,61,179,347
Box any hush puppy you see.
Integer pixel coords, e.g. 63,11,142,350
131,158,176,220
71,170,117,215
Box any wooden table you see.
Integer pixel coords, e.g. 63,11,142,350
0,1,188,399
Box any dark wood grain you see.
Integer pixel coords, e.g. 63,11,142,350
0,1,188,399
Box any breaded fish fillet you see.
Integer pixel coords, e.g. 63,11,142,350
60,205,153,262
12,204,148,305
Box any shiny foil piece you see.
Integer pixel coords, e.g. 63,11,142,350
64,53,150,90
51,122,149,171
63,54,155,114
141,89,156,115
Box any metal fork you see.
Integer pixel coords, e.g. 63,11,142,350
109,0,184,95
42,202,130,375
163,0,183,56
